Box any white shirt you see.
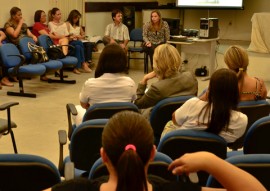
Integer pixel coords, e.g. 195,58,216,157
80,73,137,105
170,97,247,143
105,23,130,41
48,22,69,36
67,23,81,36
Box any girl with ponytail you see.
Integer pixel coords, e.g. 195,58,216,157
224,45,267,101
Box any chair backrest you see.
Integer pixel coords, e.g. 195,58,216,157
228,100,270,150
130,28,143,42
243,116,270,154
69,119,108,172
88,151,176,181
157,129,227,185
82,102,139,122
0,43,22,68
0,154,61,191
19,36,36,61
207,154,270,190
149,95,194,144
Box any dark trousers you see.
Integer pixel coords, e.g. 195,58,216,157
143,44,160,69
83,42,93,61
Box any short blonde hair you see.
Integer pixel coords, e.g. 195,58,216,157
153,43,181,79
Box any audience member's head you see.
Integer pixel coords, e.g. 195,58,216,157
153,43,181,80
66,9,81,26
9,7,21,22
224,45,249,81
102,35,115,46
111,9,123,22
202,68,239,134
101,111,155,191
34,10,46,23
48,7,60,22
95,43,127,78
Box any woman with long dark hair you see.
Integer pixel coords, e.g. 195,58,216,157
66,9,93,65
162,68,248,143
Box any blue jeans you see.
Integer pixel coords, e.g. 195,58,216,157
69,40,85,69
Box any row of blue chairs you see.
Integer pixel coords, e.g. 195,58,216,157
1,95,270,189
0,35,78,98
1,145,270,190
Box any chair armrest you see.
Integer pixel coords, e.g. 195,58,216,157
0,102,19,134
58,130,67,176
64,162,74,180
7,55,26,76
0,102,19,111
66,103,77,140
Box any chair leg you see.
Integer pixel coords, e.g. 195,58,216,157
144,53,149,74
10,130,18,153
127,52,130,69
48,69,76,84
7,107,18,153
7,79,37,98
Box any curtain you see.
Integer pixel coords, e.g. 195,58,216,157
49,0,85,26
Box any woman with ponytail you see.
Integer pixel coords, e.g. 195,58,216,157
200,45,267,101
224,45,267,101
46,111,266,191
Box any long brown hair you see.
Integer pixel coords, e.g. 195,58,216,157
199,68,239,134
149,10,163,32
102,111,154,191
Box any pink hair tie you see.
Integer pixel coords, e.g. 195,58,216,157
125,144,136,152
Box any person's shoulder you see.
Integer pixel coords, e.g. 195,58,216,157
4,21,13,28
148,175,201,191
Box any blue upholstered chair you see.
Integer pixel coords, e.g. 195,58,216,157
227,116,270,157
37,35,78,84
0,43,46,98
0,154,61,190
228,100,270,150
66,102,139,139
207,154,270,190
88,151,177,181
0,102,19,153
128,28,148,73
158,129,227,185
19,37,63,83
149,95,194,145
58,119,109,177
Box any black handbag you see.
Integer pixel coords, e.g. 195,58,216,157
46,37,66,60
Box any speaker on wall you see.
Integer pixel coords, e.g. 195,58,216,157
122,6,135,33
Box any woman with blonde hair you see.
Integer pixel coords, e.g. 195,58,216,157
143,10,170,68
135,43,198,117
224,45,267,101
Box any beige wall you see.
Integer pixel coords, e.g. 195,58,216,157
0,0,50,27
85,0,270,41
1,0,270,41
